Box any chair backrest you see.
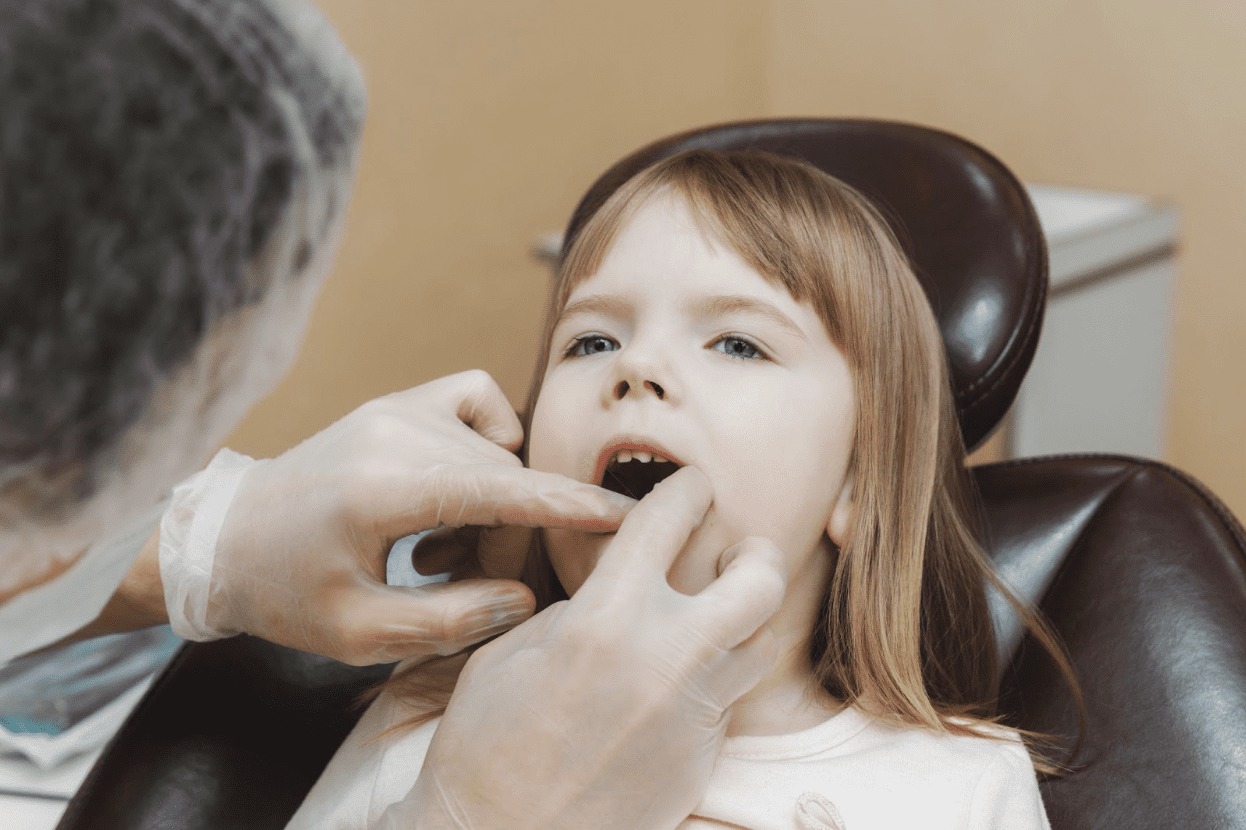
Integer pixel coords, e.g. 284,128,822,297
56,120,1246,830
980,455,1246,829
56,636,391,830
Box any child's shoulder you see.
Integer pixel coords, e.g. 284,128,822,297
851,714,1045,820
849,711,1034,779
721,706,1030,774
701,710,1048,830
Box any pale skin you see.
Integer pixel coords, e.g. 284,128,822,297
388,193,860,828
528,191,858,737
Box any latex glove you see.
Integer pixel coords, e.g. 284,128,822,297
160,370,634,665
400,522,543,585
384,466,788,830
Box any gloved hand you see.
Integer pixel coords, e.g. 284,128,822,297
159,370,635,665
384,467,789,830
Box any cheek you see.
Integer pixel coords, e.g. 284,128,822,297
526,385,574,476
541,527,608,596
664,476,830,597
529,378,609,597
665,380,854,594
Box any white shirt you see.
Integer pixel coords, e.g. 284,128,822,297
287,688,1051,830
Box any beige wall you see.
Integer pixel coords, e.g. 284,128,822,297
230,0,1246,519
768,0,1246,516
227,0,768,454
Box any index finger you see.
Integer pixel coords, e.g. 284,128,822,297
582,466,712,589
375,464,636,539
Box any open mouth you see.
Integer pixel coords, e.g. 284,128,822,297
600,450,682,499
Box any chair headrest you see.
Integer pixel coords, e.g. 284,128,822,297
563,119,1048,452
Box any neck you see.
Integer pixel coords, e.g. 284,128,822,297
724,536,843,738
726,640,843,737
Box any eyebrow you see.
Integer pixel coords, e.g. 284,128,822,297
557,293,809,342
557,294,632,324
692,294,809,342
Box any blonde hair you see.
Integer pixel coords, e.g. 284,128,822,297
390,149,1083,773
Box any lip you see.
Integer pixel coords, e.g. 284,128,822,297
592,435,686,487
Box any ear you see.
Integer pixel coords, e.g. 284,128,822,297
827,471,855,548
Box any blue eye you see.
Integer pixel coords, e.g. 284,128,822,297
566,334,619,357
713,335,764,360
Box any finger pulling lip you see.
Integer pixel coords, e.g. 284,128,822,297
591,435,686,486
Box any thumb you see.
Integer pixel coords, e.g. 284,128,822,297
336,579,536,665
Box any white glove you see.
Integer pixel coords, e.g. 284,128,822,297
158,370,635,665
383,467,788,830
160,449,260,640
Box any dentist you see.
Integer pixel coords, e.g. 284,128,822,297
0,0,787,828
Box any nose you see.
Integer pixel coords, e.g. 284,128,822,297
614,378,665,400
606,337,676,405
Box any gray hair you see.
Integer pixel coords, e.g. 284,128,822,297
0,0,365,520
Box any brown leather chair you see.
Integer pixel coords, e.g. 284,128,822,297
57,120,1246,830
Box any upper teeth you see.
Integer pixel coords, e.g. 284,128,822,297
614,450,669,464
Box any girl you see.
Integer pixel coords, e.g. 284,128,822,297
288,149,1079,830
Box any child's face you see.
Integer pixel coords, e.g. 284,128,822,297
528,192,856,597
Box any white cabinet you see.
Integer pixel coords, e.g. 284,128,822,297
1012,186,1178,460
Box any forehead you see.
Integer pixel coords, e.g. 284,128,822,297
560,193,791,311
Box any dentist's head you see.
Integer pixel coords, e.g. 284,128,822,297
0,0,366,591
